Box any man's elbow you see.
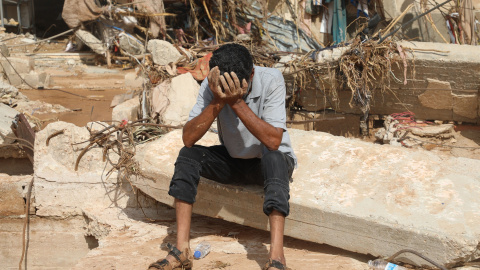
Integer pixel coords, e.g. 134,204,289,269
182,129,194,148
265,137,282,151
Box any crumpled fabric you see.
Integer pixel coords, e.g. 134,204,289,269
177,52,213,81
135,0,166,38
62,0,105,29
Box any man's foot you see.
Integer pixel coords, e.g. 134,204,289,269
262,259,291,270
148,243,193,270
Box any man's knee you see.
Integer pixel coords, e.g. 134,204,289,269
168,146,204,204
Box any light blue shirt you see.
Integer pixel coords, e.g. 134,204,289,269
188,66,297,166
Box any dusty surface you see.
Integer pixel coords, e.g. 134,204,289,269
72,208,373,270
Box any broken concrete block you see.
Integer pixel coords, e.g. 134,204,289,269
110,91,135,108
75,30,106,55
132,129,480,268
0,42,9,57
33,121,160,219
147,39,182,66
119,34,145,56
124,72,143,89
0,81,28,104
0,103,19,144
21,71,49,89
156,73,199,126
112,97,140,122
0,174,33,216
0,57,34,74
453,93,478,120
0,57,35,87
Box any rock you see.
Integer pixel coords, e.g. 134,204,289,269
152,73,199,126
124,72,144,89
0,103,19,144
147,40,182,66
112,97,140,122
132,128,480,268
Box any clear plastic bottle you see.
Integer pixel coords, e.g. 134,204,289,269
193,241,211,259
368,259,408,270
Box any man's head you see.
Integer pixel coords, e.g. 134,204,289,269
209,44,254,83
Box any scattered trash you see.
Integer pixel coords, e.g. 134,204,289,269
193,241,211,259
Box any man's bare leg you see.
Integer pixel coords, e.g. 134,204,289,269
268,210,286,269
166,199,193,264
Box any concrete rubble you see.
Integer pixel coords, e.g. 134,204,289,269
147,39,183,66
131,129,480,268
155,73,199,126
112,97,140,122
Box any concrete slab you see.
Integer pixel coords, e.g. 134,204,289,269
0,174,32,216
0,216,91,269
131,129,480,268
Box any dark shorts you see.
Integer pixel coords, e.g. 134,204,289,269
168,145,295,216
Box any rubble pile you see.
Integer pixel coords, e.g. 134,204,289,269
375,112,457,149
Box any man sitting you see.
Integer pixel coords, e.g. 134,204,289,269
148,43,297,270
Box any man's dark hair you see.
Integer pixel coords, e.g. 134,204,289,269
209,43,253,82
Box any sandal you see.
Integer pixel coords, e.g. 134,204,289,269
262,259,292,270
148,243,193,270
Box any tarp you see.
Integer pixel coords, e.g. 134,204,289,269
62,0,105,29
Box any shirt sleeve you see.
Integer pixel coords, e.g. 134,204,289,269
188,78,213,121
261,70,287,130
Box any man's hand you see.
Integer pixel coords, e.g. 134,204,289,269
208,66,226,104
208,66,248,106
220,71,248,105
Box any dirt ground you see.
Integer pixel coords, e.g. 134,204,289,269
6,40,479,270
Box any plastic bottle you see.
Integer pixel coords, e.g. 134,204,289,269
193,241,211,259
368,259,408,270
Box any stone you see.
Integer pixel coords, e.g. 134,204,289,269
124,72,144,89
111,97,140,122
156,73,199,126
147,39,182,66
131,129,480,268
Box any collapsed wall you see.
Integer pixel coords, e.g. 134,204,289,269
294,41,480,124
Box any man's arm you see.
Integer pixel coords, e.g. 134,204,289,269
182,100,224,147
182,67,229,147
220,72,283,151
231,101,283,151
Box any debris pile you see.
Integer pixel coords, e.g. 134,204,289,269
375,112,457,149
